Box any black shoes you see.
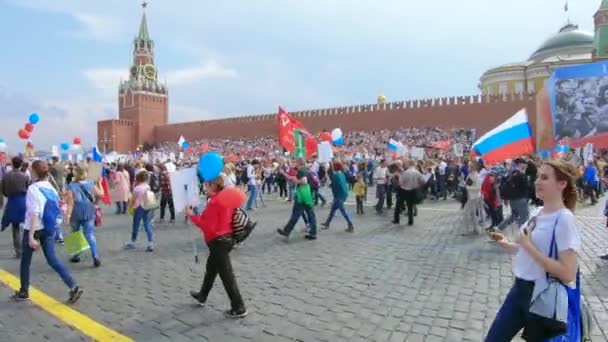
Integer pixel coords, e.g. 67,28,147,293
11,291,29,301
224,309,248,319
189,291,206,307
68,286,83,304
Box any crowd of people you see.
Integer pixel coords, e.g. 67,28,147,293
1,126,608,339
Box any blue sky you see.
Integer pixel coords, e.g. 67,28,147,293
0,0,600,151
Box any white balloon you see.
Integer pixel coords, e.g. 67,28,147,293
331,128,342,141
0,142,7,152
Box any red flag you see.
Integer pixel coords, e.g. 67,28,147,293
278,106,309,154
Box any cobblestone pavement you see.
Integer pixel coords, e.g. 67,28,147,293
1,190,608,342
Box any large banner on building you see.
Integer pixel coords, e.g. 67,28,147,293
548,60,608,148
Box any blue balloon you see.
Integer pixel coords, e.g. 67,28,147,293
198,152,223,181
29,113,40,124
60,143,70,151
333,137,344,146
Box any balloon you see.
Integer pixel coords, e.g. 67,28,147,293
73,137,81,145
60,143,70,151
215,187,247,209
198,152,223,181
305,136,318,159
0,142,7,152
331,128,343,141
320,132,332,142
25,123,34,132
18,129,30,140
333,137,344,146
29,113,40,124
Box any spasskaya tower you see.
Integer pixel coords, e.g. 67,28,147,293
97,2,168,153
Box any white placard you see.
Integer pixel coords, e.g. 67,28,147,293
410,147,424,160
453,143,463,157
317,142,333,163
583,143,594,162
170,167,201,214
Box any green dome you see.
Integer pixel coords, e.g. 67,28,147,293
529,24,593,60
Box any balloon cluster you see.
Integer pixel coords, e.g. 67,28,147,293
18,113,40,140
320,128,344,146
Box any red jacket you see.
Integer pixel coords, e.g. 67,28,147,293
481,175,499,209
189,194,233,243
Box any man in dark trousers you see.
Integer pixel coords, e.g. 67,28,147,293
0,157,30,258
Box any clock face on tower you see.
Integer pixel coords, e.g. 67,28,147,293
143,64,156,80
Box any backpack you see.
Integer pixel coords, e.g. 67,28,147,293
232,208,257,244
307,170,320,189
149,173,160,193
38,186,62,235
240,168,249,184
499,174,516,200
142,189,159,210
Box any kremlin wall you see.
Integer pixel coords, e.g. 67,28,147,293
154,93,537,144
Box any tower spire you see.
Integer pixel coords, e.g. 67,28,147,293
138,2,150,42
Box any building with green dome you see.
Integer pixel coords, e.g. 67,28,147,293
479,0,608,96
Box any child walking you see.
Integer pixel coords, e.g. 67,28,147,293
353,175,366,215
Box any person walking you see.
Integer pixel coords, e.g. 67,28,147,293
462,161,482,235
486,159,581,341
373,160,388,213
66,165,103,267
158,164,175,224
111,164,130,214
321,162,354,232
11,160,83,303
393,160,425,226
124,171,155,252
277,158,318,240
1,157,29,258
187,175,247,318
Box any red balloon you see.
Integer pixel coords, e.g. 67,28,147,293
320,132,332,142
305,136,318,159
18,129,30,140
215,187,246,209
73,137,81,145
25,123,34,132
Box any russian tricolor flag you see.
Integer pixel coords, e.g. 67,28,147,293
178,136,189,149
472,108,535,164
387,139,402,151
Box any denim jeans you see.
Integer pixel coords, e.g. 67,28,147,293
324,199,353,226
132,207,154,243
71,219,98,259
284,202,317,237
20,230,76,293
375,184,387,212
485,278,534,341
498,198,529,231
246,184,257,210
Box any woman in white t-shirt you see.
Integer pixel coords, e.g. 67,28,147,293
11,160,83,303
486,159,580,341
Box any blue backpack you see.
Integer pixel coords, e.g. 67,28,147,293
38,186,62,235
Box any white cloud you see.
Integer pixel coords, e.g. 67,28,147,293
166,61,237,85
69,12,126,42
83,68,128,98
